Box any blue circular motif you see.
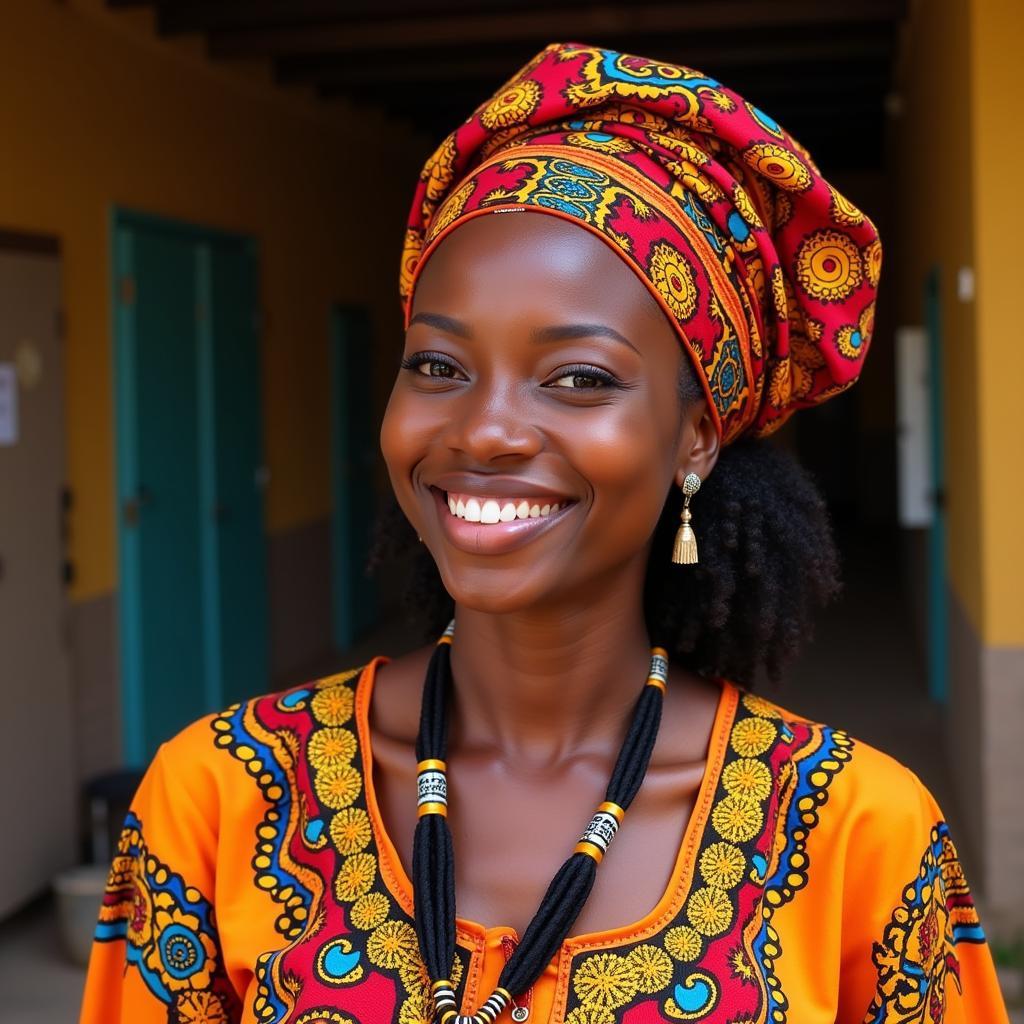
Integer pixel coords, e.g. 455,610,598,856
584,131,614,143
317,937,362,985
605,53,719,90
159,923,205,980
727,210,750,243
673,971,719,1016
548,176,592,199
751,852,768,882
849,330,862,350
720,364,736,393
305,818,325,843
748,103,784,138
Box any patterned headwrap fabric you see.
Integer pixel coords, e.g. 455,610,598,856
400,42,881,442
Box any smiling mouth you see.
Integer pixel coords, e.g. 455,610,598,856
443,490,571,524
427,486,576,554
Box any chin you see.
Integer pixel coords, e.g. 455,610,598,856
435,563,558,617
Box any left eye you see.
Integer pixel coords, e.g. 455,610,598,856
549,367,616,389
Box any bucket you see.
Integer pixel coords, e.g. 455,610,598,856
52,864,110,966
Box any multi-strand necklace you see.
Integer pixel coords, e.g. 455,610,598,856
411,622,668,1024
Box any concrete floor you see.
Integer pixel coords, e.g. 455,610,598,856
0,895,91,1024
2,531,1021,1022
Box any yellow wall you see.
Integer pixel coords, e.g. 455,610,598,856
0,2,425,602
893,0,983,632
970,0,1024,645
895,0,1024,646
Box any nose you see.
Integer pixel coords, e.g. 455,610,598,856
442,376,543,462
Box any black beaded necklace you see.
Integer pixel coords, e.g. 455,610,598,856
412,622,669,1024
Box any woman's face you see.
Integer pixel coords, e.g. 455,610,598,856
381,212,716,613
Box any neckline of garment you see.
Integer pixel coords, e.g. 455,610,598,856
354,653,739,951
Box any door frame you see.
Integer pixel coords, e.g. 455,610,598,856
111,207,260,764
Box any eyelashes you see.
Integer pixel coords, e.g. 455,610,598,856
550,364,620,389
400,351,462,378
400,352,624,390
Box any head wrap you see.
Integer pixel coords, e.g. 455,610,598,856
400,42,881,442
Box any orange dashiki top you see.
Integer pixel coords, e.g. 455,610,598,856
80,658,1010,1024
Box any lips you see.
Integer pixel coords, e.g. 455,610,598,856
427,485,576,555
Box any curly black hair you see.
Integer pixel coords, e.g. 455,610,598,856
369,369,840,688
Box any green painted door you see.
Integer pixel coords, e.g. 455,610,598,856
203,240,269,707
331,306,377,650
925,267,948,704
114,212,268,764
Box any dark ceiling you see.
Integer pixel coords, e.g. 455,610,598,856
108,0,907,171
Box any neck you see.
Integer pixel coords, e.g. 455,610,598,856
448,574,654,766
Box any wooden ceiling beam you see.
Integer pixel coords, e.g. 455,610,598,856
319,67,890,107
278,33,892,89
209,1,905,59
107,0,891,171
344,101,886,168
155,0,601,35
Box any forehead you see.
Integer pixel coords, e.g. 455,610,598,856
410,211,674,340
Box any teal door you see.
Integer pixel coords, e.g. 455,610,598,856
925,267,948,704
114,211,268,765
202,242,269,707
331,306,377,650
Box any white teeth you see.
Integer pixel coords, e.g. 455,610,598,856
444,493,569,523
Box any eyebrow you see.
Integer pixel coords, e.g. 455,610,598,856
531,322,640,355
407,312,472,338
409,312,639,354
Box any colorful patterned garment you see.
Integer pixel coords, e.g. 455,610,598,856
81,659,1009,1023
401,42,882,443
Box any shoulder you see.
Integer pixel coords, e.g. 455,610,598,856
731,686,939,833
724,685,959,930
150,662,374,809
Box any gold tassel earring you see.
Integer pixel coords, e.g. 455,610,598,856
671,472,701,565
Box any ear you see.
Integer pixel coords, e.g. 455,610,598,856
674,398,721,489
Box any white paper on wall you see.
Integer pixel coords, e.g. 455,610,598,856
0,363,18,446
895,326,932,528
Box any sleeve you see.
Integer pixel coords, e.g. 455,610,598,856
79,721,243,1024
836,762,1010,1024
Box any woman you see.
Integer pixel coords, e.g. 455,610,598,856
81,43,1009,1024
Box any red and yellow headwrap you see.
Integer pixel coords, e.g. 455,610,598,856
400,42,881,442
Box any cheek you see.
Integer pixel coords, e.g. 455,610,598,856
565,402,676,531
380,388,442,534
380,386,434,483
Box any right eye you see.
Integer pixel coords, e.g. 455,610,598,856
400,352,466,380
